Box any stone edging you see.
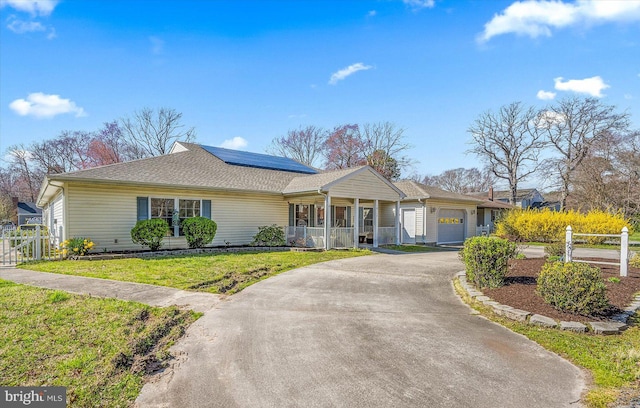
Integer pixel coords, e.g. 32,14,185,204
72,246,291,261
455,271,636,335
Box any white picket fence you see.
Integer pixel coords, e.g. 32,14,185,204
565,225,629,277
1,226,61,265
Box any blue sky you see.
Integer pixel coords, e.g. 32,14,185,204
1,0,639,185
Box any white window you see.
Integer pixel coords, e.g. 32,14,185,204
150,198,201,237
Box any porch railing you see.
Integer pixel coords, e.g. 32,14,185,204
2,225,61,265
284,226,325,248
329,227,354,248
377,227,396,245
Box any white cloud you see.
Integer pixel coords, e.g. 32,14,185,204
219,137,248,150
9,93,86,119
537,90,557,100
624,94,633,100
328,63,373,85
403,0,435,9
149,36,164,55
479,0,640,43
367,10,377,17
6,16,45,33
0,0,59,16
554,76,609,97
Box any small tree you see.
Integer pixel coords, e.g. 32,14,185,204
182,217,217,248
131,219,169,251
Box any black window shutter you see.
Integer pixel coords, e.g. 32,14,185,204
309,204,315,227
346,206,352,228
137,197,148,221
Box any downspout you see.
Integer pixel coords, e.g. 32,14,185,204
418,198,425,243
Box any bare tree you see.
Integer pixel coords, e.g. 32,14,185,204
571,130,640,219
424,167,496,193
538,97,630,210
267,125,327,167
360,122,413,178
120,107,196,158
324,124,366,170
6,145,41,202
467,102,547,205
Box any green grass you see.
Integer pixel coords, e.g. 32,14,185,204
454,279,640,407
20,250,371,294
631,231,640,242
380,244,451,253
0,279,199,407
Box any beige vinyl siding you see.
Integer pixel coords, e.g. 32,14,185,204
66,183,287,251
327,170,401,201
51,192,64,239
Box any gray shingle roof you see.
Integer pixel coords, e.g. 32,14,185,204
394,180,482,203
49,143,305,193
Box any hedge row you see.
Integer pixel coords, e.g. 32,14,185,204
495,208,631,243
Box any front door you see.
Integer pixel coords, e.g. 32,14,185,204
402,209,416,244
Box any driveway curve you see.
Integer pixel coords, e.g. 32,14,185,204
136,251,585,408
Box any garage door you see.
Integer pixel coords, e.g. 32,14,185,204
438,209,465,243
402,209,416,244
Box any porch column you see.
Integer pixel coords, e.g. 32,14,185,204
373,199,379,248
353,198,359,249
395,200,401,245
324,194,332,250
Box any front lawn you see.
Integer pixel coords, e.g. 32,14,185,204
21,250,371,294
0,280,199,407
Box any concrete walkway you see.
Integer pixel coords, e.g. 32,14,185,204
0,265,220,313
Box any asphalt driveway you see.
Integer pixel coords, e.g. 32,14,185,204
136,251,585,408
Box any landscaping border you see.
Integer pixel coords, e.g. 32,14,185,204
455,271,636,335
69,246,293,261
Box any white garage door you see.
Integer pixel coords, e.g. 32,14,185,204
438,209,465,244
402,209,416,244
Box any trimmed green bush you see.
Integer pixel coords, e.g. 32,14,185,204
251,225,286,247
630,252,640,268
460,236,518,289
182,217,217,248
131,219,169,251
537,262,609,316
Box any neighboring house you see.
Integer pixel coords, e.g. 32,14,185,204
472,189,514,233
37,142,406,251
393,180,483,245
17,202,42,225
473,188,545,209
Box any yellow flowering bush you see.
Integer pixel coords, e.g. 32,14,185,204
495,208,632,244
60,237,95,258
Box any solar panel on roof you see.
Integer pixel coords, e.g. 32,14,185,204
201,145,317,174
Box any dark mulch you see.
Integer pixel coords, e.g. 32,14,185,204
483,258,640,323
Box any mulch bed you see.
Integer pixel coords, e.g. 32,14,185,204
483,258,640,323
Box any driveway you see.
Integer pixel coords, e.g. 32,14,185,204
136,251,585,408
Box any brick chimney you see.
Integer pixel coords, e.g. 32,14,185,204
488,187,494,201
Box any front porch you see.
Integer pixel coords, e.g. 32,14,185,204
282,165,406,250
284,225,398,249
